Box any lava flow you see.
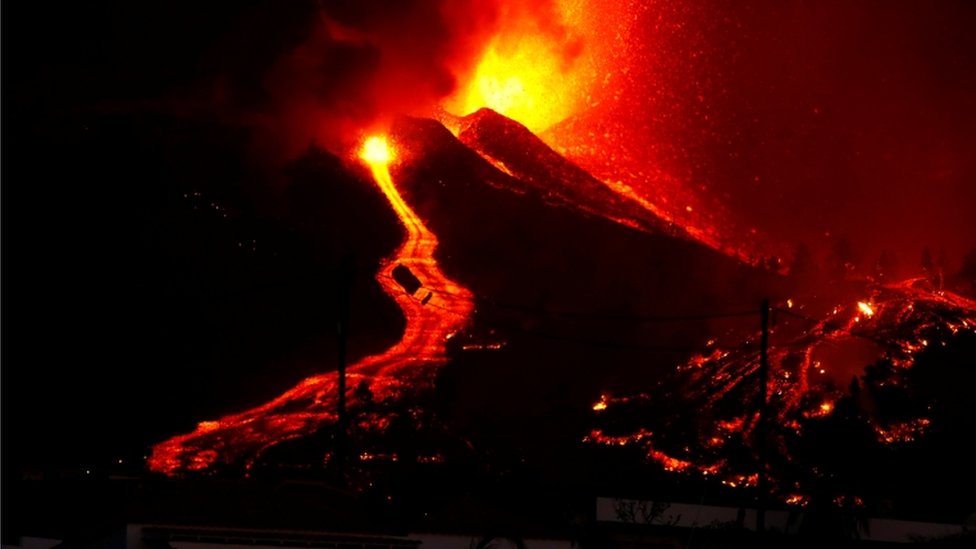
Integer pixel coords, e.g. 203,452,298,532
588,279,976,500
148,136,472,475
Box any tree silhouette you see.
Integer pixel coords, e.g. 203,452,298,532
873,249,897,282
789,243,816,277
921,247,934,275
958,248,976,296
826,236,857,280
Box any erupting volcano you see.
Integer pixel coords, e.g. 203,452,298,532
121,1,976,516
588,278,976,504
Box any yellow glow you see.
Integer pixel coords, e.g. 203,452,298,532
857,301,875,317
360,136,393,165
785,494,809,506
358,133,475,377
197,421,220,432
446,40,570,132
442,0,604,133
361,136,415,234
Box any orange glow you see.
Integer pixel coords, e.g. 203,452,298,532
443,0,616,133
583,428,653,446
360,135,393,165
440,1,775,266
717,417,745,432
785,494,809,506
586,278,976,498
446,38,575,132
148,136,473,475
721,473,759,489
649,450,692,473
592,395,608,411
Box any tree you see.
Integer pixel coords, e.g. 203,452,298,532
826,236,857,280
789,243,816,277
937,248,949,275
873,249,897,282
920,247,934,275
958,248,976,296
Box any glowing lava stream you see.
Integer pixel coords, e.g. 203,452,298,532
148,136,472,476
358,136,474,381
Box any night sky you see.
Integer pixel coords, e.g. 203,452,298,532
4,0,976,500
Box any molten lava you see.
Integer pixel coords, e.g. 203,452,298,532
149,136,473,475
361,135,393,165
588,279,976,501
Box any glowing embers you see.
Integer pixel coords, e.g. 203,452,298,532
587,280,976,502
875,418,931,445
148,136,473,476
445,34,580,133
592,394,609,412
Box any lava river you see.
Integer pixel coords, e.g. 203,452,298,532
149,137,473,475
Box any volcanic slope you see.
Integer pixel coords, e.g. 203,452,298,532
146,108,789,477
389,111,976,519
589,278,976,519
385,112,788,473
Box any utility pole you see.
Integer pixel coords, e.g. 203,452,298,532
756,298,770,535
335,254,354,485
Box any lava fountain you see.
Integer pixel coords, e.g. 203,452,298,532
148,136,472,475
438,0,639,136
